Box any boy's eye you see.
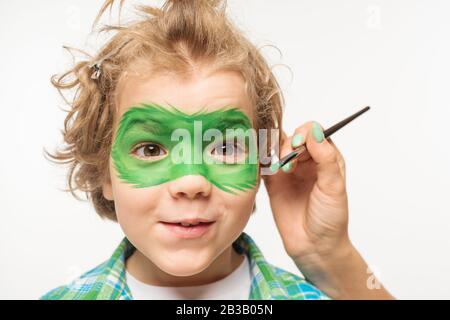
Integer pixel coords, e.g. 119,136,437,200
131,143,167,161
210,140,246,164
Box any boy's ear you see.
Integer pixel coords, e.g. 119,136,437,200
102,179,114,201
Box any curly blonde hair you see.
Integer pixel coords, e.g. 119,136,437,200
45,0,284,221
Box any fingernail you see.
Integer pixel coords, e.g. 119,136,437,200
270,161,280,173
312,122,324,143
291,134,303,148
281,161,293,172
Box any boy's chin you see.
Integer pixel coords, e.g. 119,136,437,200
156,254,214,278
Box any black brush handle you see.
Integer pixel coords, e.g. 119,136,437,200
278,106,370,168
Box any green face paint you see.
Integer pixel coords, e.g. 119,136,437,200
111,103,258,194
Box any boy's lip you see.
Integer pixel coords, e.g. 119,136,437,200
160,218,216,225
159,220,216,239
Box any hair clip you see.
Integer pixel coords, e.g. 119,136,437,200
88,39,133,80
90,62,102,80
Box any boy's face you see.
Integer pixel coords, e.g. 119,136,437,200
103,67,260,277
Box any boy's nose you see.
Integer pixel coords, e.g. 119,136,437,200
167,174,212,200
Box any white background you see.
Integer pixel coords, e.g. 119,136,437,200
1,0,449,299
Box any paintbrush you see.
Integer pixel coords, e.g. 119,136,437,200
275,106,370,170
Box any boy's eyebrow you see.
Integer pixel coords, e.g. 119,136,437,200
129,118,249,133
121,104,252,133
141,121,163,134
213,116,252,131
126,119,164,134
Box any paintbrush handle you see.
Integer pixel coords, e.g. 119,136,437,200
277,106,370,168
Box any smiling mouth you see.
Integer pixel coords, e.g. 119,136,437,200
159,220,216,238
160,218,216,227
163,221,215,227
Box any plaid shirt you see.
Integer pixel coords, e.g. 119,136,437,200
41,232,329,300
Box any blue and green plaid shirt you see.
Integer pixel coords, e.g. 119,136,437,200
41,232,329,300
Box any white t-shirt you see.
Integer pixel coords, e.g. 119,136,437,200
126,254,251,300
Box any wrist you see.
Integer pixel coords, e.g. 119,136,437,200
291,239,394,300
290,237,359,299
289,233,354,266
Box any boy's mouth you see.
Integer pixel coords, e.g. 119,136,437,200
159,218,216,238
161,218,216,226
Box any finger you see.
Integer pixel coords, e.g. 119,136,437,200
271,131,296,173
290,125,312,163
280,125,310,173
279,134,297,173
276,123,312,173
305,121,346,194
327,137,346,180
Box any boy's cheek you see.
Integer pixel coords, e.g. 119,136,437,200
110,173,164,228
113,182,162,218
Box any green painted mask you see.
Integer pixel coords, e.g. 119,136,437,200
111,103,259,194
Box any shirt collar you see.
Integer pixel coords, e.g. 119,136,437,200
233,232,290,299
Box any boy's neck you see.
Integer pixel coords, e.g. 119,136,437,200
125,243,244,287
